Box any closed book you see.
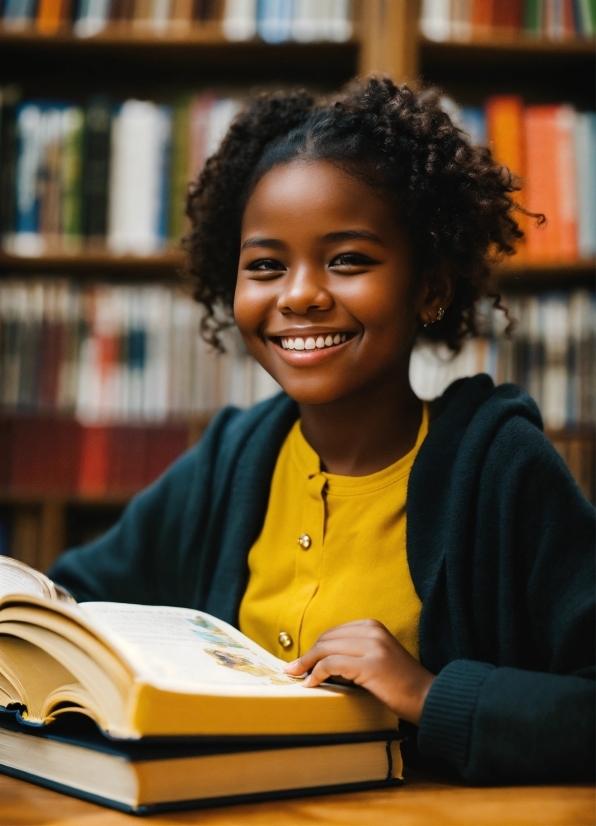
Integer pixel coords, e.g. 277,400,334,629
167,96,191,243
257,0,293,43
471,0,494,33
0,713,402,814
77,424,110,496
223,0,258,40
107,424,147,493
81,97,112,244
35,0,64,33
144,422,189,485
60,106,84,251
574,111,596,258
0,559,398,740
524,105,578,262
13,103,45,256
491,0,522,31
485,95,526,255
420,0,451,40
0,86,21,244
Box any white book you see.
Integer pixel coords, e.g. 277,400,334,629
74,0,110,37
13,104,44,257
291,0,318,41
420,0,451,41
541,295,569,430
222,0,258,40
56,284,81,413
141,287,172,420
574,112,596,259
328,0,352,42
108,102,172,256
151,0,171,32
204,98,242,158
450,0,471,40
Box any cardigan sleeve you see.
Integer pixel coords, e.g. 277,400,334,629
417,418,595,784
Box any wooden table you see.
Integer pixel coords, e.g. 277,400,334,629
1,770,593,825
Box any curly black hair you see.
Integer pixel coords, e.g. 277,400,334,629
184,76,534,351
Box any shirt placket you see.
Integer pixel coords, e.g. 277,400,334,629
275,471,327,659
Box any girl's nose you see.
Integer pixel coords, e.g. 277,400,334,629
276,267,334,315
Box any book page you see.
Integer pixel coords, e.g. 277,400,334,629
79,603,328,696
0,558,76,605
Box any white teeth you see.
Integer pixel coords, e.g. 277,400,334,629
280,334,350,350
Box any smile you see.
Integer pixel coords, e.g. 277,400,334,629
279,333,351,350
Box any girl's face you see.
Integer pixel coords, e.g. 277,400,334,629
235,160,430,406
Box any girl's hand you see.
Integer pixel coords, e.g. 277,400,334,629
283,620,435,725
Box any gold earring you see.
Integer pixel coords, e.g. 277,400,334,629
437,307,444,321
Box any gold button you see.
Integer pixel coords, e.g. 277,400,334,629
278,631,293,649
298,534,312,550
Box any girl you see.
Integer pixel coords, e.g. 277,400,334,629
50,77,595,785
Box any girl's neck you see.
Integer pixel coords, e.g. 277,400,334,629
298,373,422,477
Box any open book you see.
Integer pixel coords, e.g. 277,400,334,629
0,558,397,740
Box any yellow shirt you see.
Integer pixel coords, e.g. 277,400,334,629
239,405,429,662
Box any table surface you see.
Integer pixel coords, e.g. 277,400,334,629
1,770,593,826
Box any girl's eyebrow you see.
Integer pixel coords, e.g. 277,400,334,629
241,236,286,251
241,229,384,252
323,229,384,246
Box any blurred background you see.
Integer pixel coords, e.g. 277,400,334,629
0,0,594,566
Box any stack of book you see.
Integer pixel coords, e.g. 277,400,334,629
446,97,596,261
0,90,242,256
421,0,595,41
0,558,402,813
0,0,354,42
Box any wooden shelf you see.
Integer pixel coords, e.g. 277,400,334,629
0,28,360,85
419,33,596,57
1,251,593,285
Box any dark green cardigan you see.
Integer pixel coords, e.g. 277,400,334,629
50,375,595,784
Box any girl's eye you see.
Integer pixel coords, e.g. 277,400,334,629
330,253,376,269
246,258,285,272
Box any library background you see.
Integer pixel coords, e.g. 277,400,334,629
0,0,594,569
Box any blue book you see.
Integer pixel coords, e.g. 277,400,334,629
257,0,293,43
461,107,487,148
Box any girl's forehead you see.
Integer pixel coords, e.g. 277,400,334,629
242,159,398,234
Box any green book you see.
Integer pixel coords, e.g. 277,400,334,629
60,106,85,251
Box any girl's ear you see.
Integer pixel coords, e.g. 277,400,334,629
417,262,455,328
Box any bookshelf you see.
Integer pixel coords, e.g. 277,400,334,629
0,0,594,566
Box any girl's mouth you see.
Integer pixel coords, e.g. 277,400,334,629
276,333,354,351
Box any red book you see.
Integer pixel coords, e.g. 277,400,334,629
107,424,147,494
78,425,110,497
144,424,189,487
491,0,523,32
10,417,81,494
471,0,494,34
524,105,579,262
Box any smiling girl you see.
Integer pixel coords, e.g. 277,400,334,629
50,78,595,785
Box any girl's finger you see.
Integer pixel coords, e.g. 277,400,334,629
284,638,368,674
303,655,361,688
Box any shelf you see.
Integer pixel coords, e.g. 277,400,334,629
0,28,359,86
419,33,596,57
0,249,186,279
1,251,593,285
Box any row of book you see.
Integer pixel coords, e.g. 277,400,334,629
0,90,241,256
0,278,593,425
1,0,353,41
0,280,280,421
421,0,596,41
2,89,595,262
449,98,596,261
410,291,595,430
